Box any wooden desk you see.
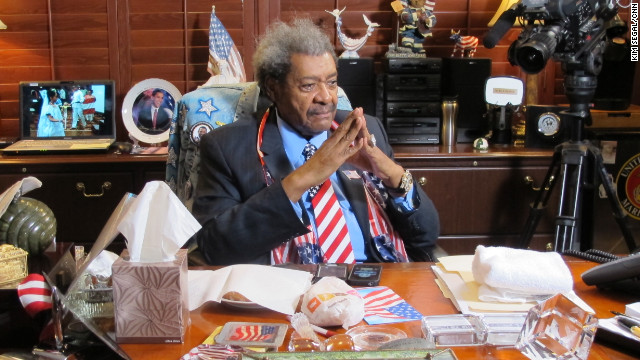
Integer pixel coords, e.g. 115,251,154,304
120,259,638,360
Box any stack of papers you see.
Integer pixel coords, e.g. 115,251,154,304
432,255,535,314
433,255,593,314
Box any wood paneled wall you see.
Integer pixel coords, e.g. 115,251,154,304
0,0,637,140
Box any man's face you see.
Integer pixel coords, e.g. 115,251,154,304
152,91,164,108
410,0,426,7
269,53,338,138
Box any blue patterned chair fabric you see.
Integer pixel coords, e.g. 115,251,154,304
166,83,353,211
166,82,263,210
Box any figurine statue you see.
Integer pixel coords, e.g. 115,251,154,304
450,29,478,57
326,7,380,58
398,0,437,54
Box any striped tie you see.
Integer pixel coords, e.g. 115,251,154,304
303,143,355,263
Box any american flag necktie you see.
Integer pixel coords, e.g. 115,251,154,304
303,143,355,264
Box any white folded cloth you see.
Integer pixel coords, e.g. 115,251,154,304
472,245,574,303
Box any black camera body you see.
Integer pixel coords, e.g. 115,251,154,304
486,0,620,75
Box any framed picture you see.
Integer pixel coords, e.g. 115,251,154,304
122,78,182,144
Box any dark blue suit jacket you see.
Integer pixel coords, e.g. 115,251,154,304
193,105,439,265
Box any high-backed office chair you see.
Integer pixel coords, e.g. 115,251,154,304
165,82,266,265
166,84,353,210
166,82,263,210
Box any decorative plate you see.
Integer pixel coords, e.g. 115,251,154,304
121,78,181,144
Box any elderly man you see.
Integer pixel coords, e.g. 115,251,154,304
193,18,439,265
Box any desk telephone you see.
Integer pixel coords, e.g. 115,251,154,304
574,249,640,294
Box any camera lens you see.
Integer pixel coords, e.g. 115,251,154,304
510,26,562,74
516,43,550,74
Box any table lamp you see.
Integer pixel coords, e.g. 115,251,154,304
0,19,7,30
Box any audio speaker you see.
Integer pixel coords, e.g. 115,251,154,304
338,58,376,116
441,57,491,143
593,39,635,110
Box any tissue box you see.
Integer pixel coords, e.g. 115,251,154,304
112,249,188,343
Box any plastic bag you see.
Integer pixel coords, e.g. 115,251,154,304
301,277,364,329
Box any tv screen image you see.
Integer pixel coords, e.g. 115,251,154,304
19,80,115,139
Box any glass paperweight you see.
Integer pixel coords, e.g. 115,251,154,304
482,313,528,346
422,314,487,347
346,325,407,350
516,293,598,360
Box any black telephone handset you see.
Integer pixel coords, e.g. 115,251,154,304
581,251,640,294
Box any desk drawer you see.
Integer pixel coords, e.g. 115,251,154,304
0,172,133,245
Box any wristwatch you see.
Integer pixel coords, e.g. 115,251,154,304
386,169,413,196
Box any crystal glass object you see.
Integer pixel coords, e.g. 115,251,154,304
288,331,322,352
422,314,487,346
324,334,356,351
516,293,598,360
482,313,528,346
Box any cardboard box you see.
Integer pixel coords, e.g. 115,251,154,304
112,249,188,343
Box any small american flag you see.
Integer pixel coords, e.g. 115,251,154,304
342,170,361,180
400,0,436,11
358,286,422,324
17,273,52,317
425,0,436,11
229,325,276,342
207,6,246,83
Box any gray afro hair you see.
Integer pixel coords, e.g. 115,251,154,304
253,18,337,91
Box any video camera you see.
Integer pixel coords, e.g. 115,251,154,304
485,0,621,74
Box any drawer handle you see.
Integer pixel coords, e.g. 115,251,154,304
418,177,427,186
76,181,112,198
524,175,554,192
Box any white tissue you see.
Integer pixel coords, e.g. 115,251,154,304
117,181,201,262
85,250,119,278
188,264,313,315
472,245,574,303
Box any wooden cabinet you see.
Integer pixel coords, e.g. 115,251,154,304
393,144,559,255
0,153,166,247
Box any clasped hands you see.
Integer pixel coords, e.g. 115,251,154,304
283,107,405,202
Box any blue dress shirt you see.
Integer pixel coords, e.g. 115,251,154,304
276,114,415,262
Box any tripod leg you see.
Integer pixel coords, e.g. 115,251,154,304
591,145,639,253
554,145,588,252
519,148,562,248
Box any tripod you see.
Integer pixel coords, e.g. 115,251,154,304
519,69,638,253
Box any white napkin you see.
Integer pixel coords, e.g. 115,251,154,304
188,264,313,315
117,181,201,262
472,245,574,303
85,250,119,278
